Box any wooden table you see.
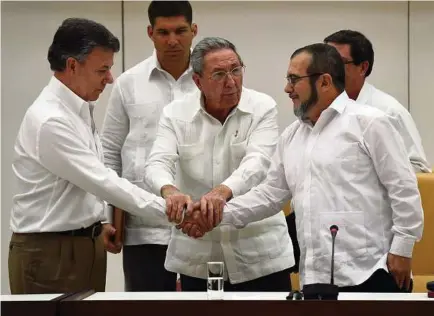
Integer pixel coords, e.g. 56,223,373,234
1,293,65,316
59,292,433,316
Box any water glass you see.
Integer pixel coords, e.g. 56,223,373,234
207,261,224,300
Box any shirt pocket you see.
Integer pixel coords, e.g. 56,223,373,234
177,142,205,182
318,211,368,266
229,140,248,171
125,103,160,137
123,103,161,181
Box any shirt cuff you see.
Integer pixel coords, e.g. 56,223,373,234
222,177,244,198
220,206,246,229
153,177,176,196
389,235,416,258
101,203,113,224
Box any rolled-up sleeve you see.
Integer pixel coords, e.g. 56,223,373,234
38,117,168,221
222,106,279,197
363,115,424,258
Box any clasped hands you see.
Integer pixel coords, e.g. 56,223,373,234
163,185,230,238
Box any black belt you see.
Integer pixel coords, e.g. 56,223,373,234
57,222,102,238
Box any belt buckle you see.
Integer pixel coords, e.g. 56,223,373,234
91,224,98,239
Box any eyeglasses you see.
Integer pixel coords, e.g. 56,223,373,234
343,60,355,65
210,65,245,82
285,73,324,85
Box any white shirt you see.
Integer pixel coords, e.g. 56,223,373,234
10,76,167,233
100,50,197,245
145,88,294,283
357,82,431,172
222,92,424,288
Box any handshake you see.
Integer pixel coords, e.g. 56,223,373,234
103,184,230,254
163,184,230,238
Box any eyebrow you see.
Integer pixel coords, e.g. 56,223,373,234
212,64,240,72
156,26,188,32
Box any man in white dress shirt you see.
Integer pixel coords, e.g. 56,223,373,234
8,17,204,294
324,30,431,173
100,1,198,292
213,43,424,293
145,37,295,291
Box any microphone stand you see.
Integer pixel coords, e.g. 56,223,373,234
287,225,340,300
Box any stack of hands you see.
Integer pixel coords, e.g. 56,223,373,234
163,184,229,238
103,184,230,253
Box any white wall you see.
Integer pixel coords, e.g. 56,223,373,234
1,1,433,294
125,1,409,132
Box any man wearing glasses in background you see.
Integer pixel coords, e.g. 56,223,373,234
144,37,295,292
324,30,431,173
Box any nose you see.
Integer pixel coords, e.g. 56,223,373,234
224,73,236,87
284,81,293,94
106,70,114,84
168,33,179,47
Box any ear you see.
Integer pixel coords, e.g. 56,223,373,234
147,25,154,40
360,61,369,77
65,57,78,74
191,23,198,37
192,73,202,90
319,73,333,91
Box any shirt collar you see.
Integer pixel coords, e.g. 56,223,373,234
147,49,194,80
356,81,373,105
47,76,95,127
328,91,350,114
194,87,253,118
297,91,350,127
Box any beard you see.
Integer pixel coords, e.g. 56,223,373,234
293,82,318,121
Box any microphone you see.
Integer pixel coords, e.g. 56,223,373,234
330,224,338,285
301,224,340,300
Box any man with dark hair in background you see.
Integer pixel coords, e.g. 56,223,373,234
100,1,198,292
206,43,424,293
8,17,204,294
324,30,431,173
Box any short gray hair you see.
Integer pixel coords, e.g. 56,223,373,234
191,37,243,75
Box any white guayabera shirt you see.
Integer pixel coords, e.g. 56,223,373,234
357,81,431,173
100,50,197,245
222,92,424,288
145,87,295,283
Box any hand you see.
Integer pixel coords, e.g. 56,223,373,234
199,185,231,229
177,208,209,239
102,223,122,254
387,253,412,290
161,185,194,223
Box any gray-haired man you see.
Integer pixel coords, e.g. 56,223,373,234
145,37,294,291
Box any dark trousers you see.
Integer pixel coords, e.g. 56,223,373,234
286,212,300,273
8,232,106,294
340,269,413,293
123,244,177,291
181,268,292,292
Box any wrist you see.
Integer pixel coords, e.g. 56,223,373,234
215,184,233,201
161,185,179,199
